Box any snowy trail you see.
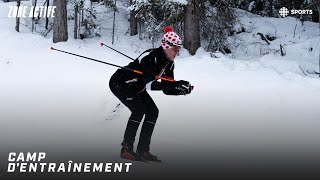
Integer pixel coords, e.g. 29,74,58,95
1,32,320,158
1,40,320,177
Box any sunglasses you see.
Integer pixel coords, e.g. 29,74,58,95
162,40,183,47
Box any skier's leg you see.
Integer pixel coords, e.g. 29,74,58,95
122,101,146,148
135,92,161,162
137,91,159,152
109,77,149,161
109,79,147,148
109,88,149,161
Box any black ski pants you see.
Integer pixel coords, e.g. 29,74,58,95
109,78,159,152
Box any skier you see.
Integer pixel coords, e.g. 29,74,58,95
109,26,193,162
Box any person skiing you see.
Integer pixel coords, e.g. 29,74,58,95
109,26,193,162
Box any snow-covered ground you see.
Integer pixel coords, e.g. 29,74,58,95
1,1,320,178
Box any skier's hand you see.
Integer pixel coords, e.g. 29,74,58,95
163,80,193,95
175,80,193,95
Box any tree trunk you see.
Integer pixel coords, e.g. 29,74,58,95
74,4,78,39
31,0,37,33
45,0,49,30
318,5,320,27
130,0,138,36
112,0,117,44
15,0,21,32
53,0,68,43
269,0,273,17
184,0,201,55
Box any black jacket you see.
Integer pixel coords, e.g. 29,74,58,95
109,46,175,93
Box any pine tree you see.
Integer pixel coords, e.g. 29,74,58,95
129,0,185,46
201,0,235,53
80,0,101,39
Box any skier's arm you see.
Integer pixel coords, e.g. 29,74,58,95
139,55,157,85
150,69,193,95
149,63,175,91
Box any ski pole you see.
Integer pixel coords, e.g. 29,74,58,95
100,42,174,81
50,47,176,82
100,43,135,61
100,42,155,63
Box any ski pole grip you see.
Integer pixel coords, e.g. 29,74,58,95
133,70,143,74
156,76,176,82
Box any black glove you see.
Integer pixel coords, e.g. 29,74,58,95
175,80,193,95
150,80,186,91
163,80,193,95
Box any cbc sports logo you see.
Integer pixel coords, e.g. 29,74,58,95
279,7,313,17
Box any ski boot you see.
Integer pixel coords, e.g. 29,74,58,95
120,142,145,162
137,150,162,162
